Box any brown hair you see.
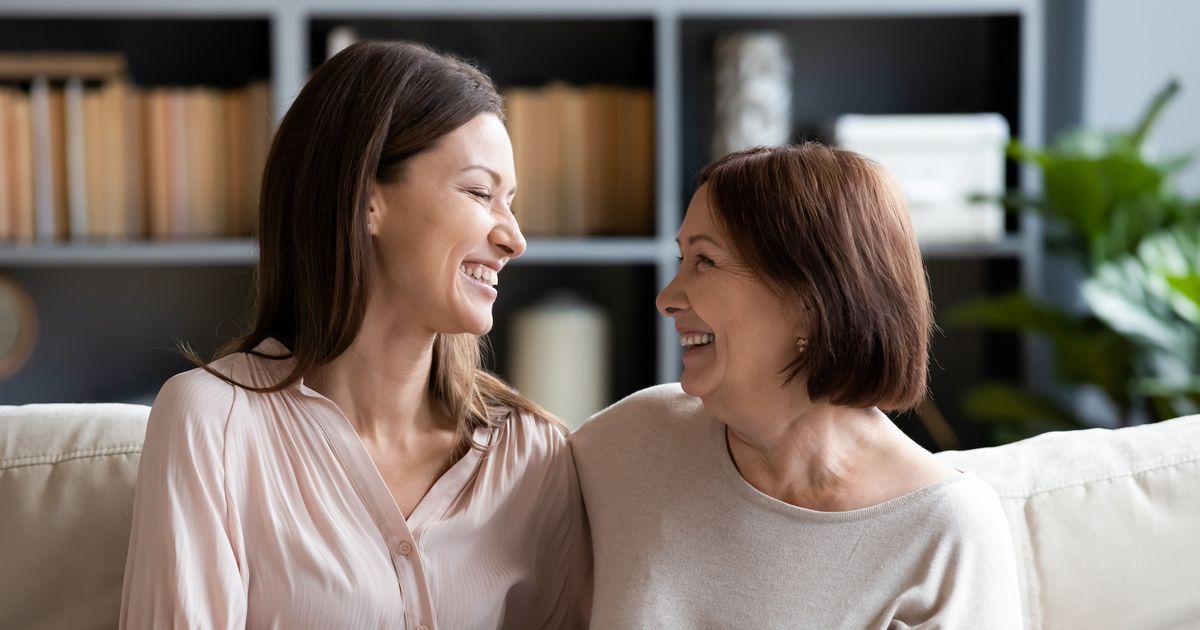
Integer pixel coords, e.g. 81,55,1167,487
698,143,932,411
188,41,557,444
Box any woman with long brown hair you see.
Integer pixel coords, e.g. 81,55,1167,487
120,41,589,629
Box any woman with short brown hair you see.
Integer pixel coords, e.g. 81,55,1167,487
572,143,1020,628
120,41,589,629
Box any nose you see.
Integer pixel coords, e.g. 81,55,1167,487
656,269,687,318
492,209,527,259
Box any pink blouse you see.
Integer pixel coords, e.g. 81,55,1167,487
120,339,590,629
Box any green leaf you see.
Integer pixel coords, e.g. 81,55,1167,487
962,383,1086,431
1043,159,1108,242
1167,274,1200,309
945,293,1078,335
1128,78,1181,150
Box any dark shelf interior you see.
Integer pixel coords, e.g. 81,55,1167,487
0,266,255,405
309,18,655,88
680,15,1022,229
0,18,271,87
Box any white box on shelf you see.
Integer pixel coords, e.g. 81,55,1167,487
834,113,1009,244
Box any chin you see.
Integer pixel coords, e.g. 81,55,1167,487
679,371,713,400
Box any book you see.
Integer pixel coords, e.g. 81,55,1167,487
185,88,224,237
96,79,131,240
0,89,12,240
243,81,271,236
0,53,125,81
117,80,143,240
64,76,88,240
83,86,105,239
9,91,35,243
166,89,189,238
224,89,248,236
143,89,171,239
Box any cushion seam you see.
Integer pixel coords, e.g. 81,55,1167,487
994,455,1200,499
1020,498,1043,629
0,444,143,470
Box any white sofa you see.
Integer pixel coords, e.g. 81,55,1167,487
1,404,1198,629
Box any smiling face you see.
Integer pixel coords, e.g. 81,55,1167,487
367,113,525,337
657,184,806,411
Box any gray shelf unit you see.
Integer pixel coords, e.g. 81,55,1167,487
0,0,1044,431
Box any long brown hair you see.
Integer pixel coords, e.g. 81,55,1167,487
188,41,558,443
698,143,933,411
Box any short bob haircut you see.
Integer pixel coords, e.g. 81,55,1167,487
697,143,932,412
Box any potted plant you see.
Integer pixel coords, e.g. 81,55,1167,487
948,80,1200,443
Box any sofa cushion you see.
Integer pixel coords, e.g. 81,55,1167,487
936,415,1200,630
0,404,149,630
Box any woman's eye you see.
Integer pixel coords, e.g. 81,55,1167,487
676,254,715,268
468,189,494,202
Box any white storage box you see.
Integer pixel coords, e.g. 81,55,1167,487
834,114,1009,244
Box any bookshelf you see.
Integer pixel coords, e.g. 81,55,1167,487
0,0,1045,448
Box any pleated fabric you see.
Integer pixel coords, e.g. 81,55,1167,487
120,339,590,630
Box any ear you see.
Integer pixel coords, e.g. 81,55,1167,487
366,181,386,233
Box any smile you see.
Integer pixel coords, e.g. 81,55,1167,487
459,263,499,288
680,333,715,349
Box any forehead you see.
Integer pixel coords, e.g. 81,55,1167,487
424,114,512,169
678,185,722,241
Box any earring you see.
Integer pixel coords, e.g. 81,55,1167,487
796,337,808,353
366,222,375,232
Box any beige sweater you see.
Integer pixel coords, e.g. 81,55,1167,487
570,384,1021,629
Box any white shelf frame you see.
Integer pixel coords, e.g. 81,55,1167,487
0,0,1044,387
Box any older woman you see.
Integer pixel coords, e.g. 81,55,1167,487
120,42,589,629
571,143,1020,628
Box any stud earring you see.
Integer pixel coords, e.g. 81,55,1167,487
796,337,808,353
367,222,375,232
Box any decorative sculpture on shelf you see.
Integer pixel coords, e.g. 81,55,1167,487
711,31,792,160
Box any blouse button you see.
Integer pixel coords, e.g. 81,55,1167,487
398,541,413,556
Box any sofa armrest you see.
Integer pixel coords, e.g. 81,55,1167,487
0,403,150,630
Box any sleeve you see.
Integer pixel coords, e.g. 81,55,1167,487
119,372,247,630
892,485,1024,630
530,425,594,630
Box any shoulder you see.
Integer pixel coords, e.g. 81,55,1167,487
570,383,706,456
491,408,572,470
145,353,265,449
152,366,238,422
914,473,1013,546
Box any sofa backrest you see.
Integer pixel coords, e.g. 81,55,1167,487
937,415,1200,630
3,403,1198,629
0,403,149,630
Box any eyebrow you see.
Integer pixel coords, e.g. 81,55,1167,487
460,164,500,182
675,234,722,247
460,164,517,196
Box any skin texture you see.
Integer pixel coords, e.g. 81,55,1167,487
658,185,956,512
306,113,525,516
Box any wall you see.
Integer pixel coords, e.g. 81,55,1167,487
1084,0,1200,195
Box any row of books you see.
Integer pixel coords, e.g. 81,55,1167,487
504,84,655,237
0,76,271,243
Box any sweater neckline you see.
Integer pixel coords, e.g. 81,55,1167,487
709,417,966,523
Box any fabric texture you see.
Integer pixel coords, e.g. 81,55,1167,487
120,339,590,630
0,403,149,630
570,383,1022,630
936,415,1200,630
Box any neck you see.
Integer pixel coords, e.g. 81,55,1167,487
712,384,897,510
304,307,452,447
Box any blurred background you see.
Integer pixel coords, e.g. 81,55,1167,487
0,0,1196,451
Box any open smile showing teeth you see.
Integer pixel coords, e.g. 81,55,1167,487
681,333,715,349
459,263,498,288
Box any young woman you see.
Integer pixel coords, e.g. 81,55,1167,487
121,42,590,630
